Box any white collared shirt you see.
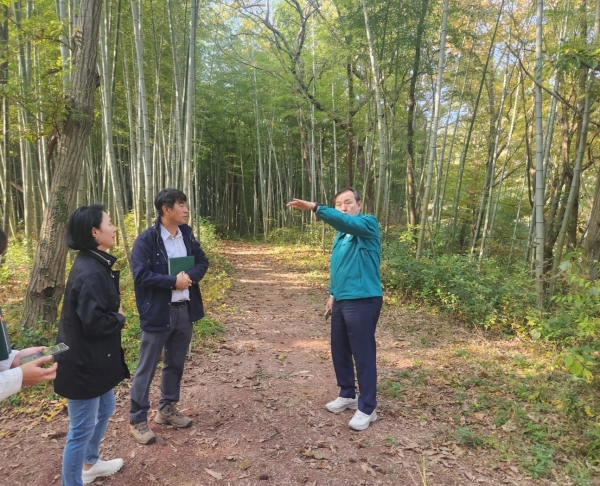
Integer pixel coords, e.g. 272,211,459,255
160,225,190,302
0,350,22,402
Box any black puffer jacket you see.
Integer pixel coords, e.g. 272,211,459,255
54,250,130,399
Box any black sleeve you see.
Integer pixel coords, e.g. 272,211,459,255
76,273,125,338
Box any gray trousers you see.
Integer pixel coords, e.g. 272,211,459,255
129,305,193,423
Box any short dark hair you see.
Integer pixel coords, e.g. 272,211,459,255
66,204,104,251
334,187,361,203
0,229,7,255
154,188,187,216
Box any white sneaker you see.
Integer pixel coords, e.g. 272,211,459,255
82,458,124,485
348,410,377,431
326,396,358,413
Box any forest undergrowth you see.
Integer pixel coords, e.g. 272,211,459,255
266,226,600,484
0,216,232,416
2,221,600,482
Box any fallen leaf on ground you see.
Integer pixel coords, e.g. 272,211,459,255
360,463,376,477
204,468,223,480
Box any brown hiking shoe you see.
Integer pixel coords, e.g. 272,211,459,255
130,421,156,445
154,404,192,428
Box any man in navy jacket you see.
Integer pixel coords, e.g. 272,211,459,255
129,189,209,445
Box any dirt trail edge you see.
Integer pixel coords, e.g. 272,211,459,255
2,241,544,485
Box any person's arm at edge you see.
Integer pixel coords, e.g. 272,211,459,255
0,366,22,401
0,349,18,372
0,351,21,401
0,350,56,401
131,233,178,290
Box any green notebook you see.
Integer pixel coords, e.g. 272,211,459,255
0,308,11,361
168,256,195,276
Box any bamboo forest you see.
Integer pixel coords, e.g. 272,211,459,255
3,0,600,482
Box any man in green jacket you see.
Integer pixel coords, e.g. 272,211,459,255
287,188,383,431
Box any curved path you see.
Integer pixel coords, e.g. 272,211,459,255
1,241,543,485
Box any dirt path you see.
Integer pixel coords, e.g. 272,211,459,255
1,241,545,485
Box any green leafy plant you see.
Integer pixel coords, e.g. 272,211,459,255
194,317,225,341
381,234,535,330
454,426,484,448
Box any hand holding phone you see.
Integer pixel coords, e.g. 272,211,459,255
20,356,57,386
324,309,332,320
19,343,69,364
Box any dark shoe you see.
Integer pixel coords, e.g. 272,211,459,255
130,421,156,445
155,404,192,428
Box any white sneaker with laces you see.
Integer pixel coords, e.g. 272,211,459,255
326,396,358,413
348,410,377,431
82,458,124,485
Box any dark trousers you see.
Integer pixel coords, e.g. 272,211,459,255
129,305,193,422
330,296,382,415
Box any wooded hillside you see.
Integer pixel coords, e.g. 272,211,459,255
1,0,600,375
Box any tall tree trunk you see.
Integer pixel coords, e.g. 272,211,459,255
534,0,546,306
476,58,511,260
167,0,184,184
416,0,447,258
131,0,153,225
552,0,600,294
449,0,505,248
436,51,472,232
21,0,102,329
406,0,428,229
332,82,338,193
57,0,71,90
345,61,354,187
485,68,521,258
98,0,130,266
183,0,198,211
252,63,267,240
432,55,459,227
362,0,387,219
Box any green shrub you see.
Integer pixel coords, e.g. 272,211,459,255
381,234,535,330
381,237,600,380
194,316,225,341
537,252,600,381
3,214,231,359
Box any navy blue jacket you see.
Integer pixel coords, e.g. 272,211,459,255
132,218,209,332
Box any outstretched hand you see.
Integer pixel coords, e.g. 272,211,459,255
20,356,57,386
287,199,316,211
12,346,45,367
12,346,58,386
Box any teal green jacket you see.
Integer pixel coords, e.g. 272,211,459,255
316,205,383,301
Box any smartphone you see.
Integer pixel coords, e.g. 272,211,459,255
19,343,69,364
324,309,332,321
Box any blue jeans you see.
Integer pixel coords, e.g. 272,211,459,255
330,297,382,415
62,389,116,486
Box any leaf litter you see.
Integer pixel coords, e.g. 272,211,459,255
0,242,555,485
